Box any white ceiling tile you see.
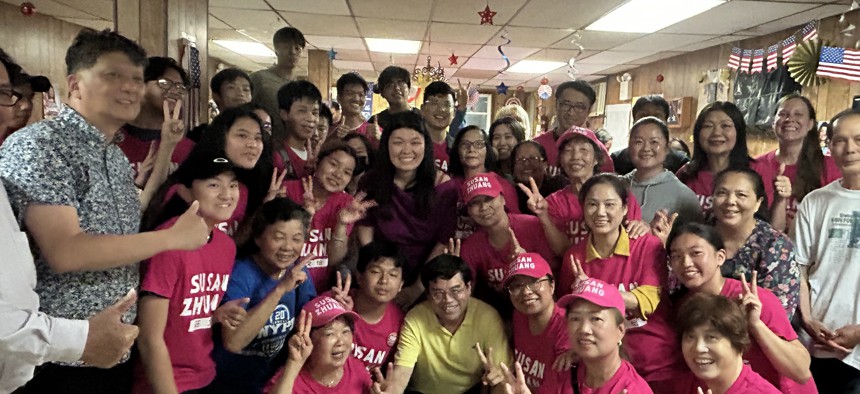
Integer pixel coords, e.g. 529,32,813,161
527,49,599,61
332,49,370,61
553,31,646,51
273,0,350,15
629,51,686,65
510,0,628,29
452,69,503,80
494,72,542,81
613,34,718,52
432,0,527,24
660,1,818,35
429,22,501,44
675,35,749,52
371,53,419,64
305,36,367,50
352,0,432,21
209,15,231,30
578,51,652,65
462,57,509,71
55,0,113,20
209,0,269,9
578,75,606,82
420,42,483,57
280,13,359,37
490,27,574,48
569,63,616,74
356,18,428,41
57,17,113,30
471,46,540,60
333,60,375,71
601,64,639,75
209,29,250,41
739,4,847,36
210,8,286,32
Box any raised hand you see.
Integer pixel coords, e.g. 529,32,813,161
335,117,350,139
444,237,461,257
332,271,354,311
367,115,382,142
167,201,211,251
338,192,377,225
161,99,185,147
739,271,762,326
650,209,678,245
517,177,548,218
569,254,590,291
624,219,650,239
371,362,394,394
456,79,472,111
134,142,157,188
301,176,318,217
774,163,792,201
286,309,314,363
81,289,140,367
215,297,250,330
508,228,527,261
265,168,288,202
500,362,531,394
696,387,713,394
476,343,503,387
278,254,312,293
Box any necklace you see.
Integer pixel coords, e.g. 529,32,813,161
313,368,343,387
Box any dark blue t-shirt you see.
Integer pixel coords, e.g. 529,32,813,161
213,257,316,393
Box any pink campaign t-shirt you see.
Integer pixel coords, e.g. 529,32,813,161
284,180,354,292
678,160,776,212
434,140,450,173
273,143,310,181
577,359,653,394
720,279,817,394
134,218,236,393
118,127,195,180
755,150,841,224
351,296,405,370
461,213,557,295
678,364,781,394
165,182,249,238
545,188,642,246
512,306,574,393
264,355,372,394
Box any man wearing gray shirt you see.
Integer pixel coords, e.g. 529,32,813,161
250,27,305,143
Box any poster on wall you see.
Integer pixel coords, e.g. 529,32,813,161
732,65,799,132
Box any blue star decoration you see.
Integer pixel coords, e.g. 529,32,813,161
496,82,508,95
328,48,337,61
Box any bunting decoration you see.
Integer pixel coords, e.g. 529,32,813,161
728,47,741,69
801,21,819,42
750,49,764,73
783,35,798,60
724,20,820,75
766,44,779,71
740,49,752,73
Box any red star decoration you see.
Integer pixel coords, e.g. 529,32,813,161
478,5,497,25
448,53,459,66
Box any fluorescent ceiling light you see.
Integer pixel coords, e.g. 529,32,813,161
586,0,724,33
365,38,421,54
212,40,275,57
507,60,566,74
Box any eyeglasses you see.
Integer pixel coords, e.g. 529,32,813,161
424,100,454,112
459,140,487,151
155,79,188,96
515,156,545,165
558,101,590,113
506,278,550,296
0,89,24,107
429,285,467,301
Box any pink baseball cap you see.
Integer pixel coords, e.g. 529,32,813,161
502,253,552,288
463,173,503,204
558,278,625,316
302,295,362,328
555,126,614,174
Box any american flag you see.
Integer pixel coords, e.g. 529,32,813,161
739,49,753,73
766,44,779,71
817,46,860,82
751,49,765,73
782,36,797,60
728,47,741,69
801,21,818,42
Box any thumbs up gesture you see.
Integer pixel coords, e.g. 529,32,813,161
81,289,140,368
774,163,792,201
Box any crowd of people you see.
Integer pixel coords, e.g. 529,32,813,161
0,24,858,394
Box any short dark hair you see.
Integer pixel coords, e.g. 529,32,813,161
449,126,497,177
317,140,358,176
375,66,411,93
357,240,407,273
489,117,527,145
239,197,311,257
594,128,613,145
277,80,322,112
144,56,189,86
273,27,306,48
676,292,751,354
421,254,473,290
632,95,670,121
670,137,691,157
65,28,147,75
0,48,23,83
423,81,456,103
578,173,628,207
630,116,670,143
336,72,369,96
556,80,596,107
319,103,333,125
211,68,252,96
713,167,770,221
510,140,548,180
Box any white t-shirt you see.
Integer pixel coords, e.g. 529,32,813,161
793,180,860,370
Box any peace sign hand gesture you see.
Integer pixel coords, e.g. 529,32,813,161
265,168,288,203
287,310,314,363
161,99,185,147
457,79,472,111
508,228,526,262
277,254,312,293
476,343,504,387
444,237,461,257
569,254,590,291
739,270,763,326
301,176,318,217
331,271,354,311
517,177,548,218
650,209,678,245
337,192,377,226
500,362,531,394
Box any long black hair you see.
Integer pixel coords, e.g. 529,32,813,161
679,102,752,183
448,125,497,177
360,111,437,217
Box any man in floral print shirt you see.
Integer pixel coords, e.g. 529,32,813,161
0,29,210,393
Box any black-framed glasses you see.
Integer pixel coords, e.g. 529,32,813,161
459,140,487,151
558,101,589,113
429,285,467,301
0,89,23,107
155,79,188,96
506,278,551,296
515,156,545,165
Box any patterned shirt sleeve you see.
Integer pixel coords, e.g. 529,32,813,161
0,134,78,218
758,229,801,320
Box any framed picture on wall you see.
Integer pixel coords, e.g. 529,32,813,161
667,97,693,129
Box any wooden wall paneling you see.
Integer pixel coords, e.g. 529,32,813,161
115,0,140,43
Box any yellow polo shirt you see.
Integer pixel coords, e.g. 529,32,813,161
395,298,511,394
